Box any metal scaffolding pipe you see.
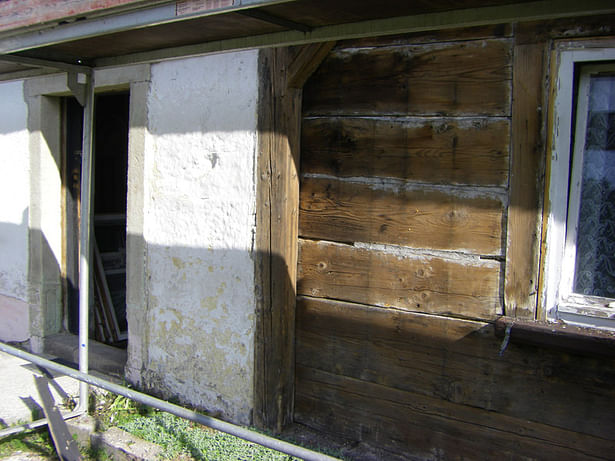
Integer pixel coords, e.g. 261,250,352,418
0,342,339,461
0,411,84,439
77,72,95,413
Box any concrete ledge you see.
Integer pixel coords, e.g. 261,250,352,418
65,414,97,447
92,427,163,461
67,415,163,461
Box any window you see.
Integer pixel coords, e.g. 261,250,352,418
543,48,615,331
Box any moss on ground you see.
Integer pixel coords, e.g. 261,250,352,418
0,427,58,460
1,392,343,461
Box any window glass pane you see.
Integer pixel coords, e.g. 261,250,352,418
573,74,615,298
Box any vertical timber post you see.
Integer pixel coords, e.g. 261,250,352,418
255,43,334,432
504,24,547,319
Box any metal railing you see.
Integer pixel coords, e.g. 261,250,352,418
0,342,339,461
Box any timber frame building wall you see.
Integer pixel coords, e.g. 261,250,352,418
259,15,615,460
1,3,615,459
0,54,263,424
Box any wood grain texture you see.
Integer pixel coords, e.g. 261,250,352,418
261,0,536,30
290,20,615,461
504,39,546,319
301,117,510,186
515,14,615,45
345,23,513,48
254,49,273,430
299,176,505,255
254,47,302,431
295,366,615,460
303,39,512,116
297,239,502,319
295,297,615,446
287,41,336,89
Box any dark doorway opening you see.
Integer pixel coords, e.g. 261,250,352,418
63,92,129,348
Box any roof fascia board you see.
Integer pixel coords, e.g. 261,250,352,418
0,68,56,82
0,1,171,37
94,0,615,68
0,0,296,55
0,55,92,74
0,3,173,54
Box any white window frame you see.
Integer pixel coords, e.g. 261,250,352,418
543,47,615,331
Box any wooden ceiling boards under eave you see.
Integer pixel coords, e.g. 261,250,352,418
19,12,287,63
256,0,540,28
11,0,538,64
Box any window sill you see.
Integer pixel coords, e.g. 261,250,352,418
558,300,615,320
494,316,615,357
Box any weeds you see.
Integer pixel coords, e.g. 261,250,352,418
81,444,112,461
119,412,298,460
90,392,300,460
0,426,58,460
1,392,339,461
91,390,154,431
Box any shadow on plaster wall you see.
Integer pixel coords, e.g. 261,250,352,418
0,208,29,298
0,207,292,425
0,81,27,135
0,116,26,135
0,208,64,344
123,230,293,426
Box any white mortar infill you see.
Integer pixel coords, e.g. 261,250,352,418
127,50,260,425
0,80,30,342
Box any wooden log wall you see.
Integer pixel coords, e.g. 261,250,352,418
294,21,615,459
299,25,512,322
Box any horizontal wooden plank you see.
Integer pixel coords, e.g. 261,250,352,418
516,14,615,45
301,117,510,186
299,177,505,254
297,239,502,319
343,23,513,48
295,365,615,460
303,39,512,116
263,0,528,30
295,297,615,440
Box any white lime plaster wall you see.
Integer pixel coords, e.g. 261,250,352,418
125,50,260,425
0,81,30,342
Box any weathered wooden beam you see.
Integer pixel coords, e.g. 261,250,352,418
302,39,512,117
238,9,312,33
287,41,335,89
295,296,615,449
301,117,510,186
504,30,547,319
254,46,302,432
299,177,505,256
298,239,502,320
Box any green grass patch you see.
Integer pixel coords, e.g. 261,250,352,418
0,427,58,460
119,411,299,460
91,393,344,460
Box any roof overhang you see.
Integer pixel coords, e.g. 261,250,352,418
1,0,615,81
